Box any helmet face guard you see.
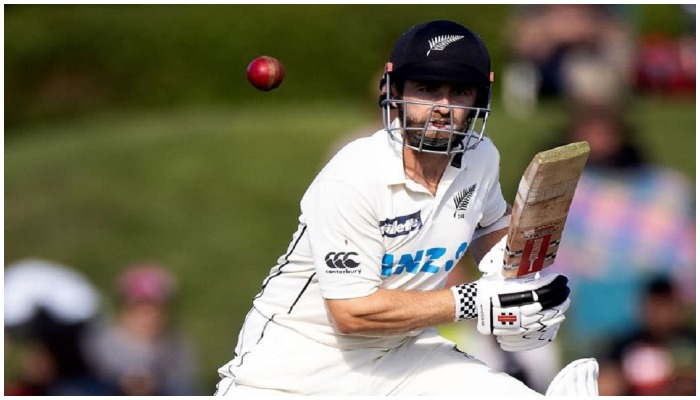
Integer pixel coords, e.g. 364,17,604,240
380,71,491,155
379,20,493,155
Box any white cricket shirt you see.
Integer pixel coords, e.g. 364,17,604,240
251,127,506,350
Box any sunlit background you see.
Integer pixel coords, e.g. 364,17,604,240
5,4,695,396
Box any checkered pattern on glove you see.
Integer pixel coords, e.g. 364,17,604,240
449,282,478,321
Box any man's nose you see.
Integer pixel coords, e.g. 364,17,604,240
433,88,452,112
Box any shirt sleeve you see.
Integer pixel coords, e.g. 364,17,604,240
478,145,507,228
301,178,384,300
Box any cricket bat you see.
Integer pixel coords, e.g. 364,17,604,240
503,141,590,278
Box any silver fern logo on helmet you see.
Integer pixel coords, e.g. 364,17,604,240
427,35,464,56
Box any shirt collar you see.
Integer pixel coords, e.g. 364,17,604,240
374,119,467,187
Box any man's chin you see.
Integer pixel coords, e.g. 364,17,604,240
405,133,451,152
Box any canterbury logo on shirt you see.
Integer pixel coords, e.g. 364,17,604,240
379,211,423,237
325,252,360,269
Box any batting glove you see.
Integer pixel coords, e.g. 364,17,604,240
477,234,508,277
450,235,571,352
449,272,570,330
475,272,569,334
495,297,570,351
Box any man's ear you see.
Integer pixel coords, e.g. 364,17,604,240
388,83,403,109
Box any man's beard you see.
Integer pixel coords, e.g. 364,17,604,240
401,113,469,152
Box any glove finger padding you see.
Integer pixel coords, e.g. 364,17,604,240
492,312,565,336
497,323,561,352
494,297,568,351
519,298,570,329
519,312,565,330
518,295,570,316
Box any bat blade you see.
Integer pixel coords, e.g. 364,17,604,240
503,141,590,278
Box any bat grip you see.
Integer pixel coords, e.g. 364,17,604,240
497,275,570,308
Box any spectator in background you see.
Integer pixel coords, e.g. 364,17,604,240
598,276,695,396
502,4,634,117
4,259,117,395
545,55,696,357
634,5,695,96
86,263,199,395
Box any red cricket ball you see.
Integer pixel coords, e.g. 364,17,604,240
246,56,285,91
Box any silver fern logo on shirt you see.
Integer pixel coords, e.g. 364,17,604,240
453,184,476,219
427,35,464,56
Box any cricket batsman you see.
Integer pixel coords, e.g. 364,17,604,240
215,19,598,396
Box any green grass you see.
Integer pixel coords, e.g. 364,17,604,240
4,101,374,391
4,97,695,391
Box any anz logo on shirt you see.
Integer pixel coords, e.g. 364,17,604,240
381,242,468,277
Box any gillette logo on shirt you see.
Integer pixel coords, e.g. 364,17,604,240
379,211,423,238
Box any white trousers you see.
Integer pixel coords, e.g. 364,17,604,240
215,309,540,396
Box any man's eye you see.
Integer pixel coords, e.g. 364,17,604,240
418,86,435,93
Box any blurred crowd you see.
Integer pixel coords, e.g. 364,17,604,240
4,260,200,396
522,6,695,396
502,4,695,117
446,4,696,397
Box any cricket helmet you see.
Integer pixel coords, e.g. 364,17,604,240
380,20,493,154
